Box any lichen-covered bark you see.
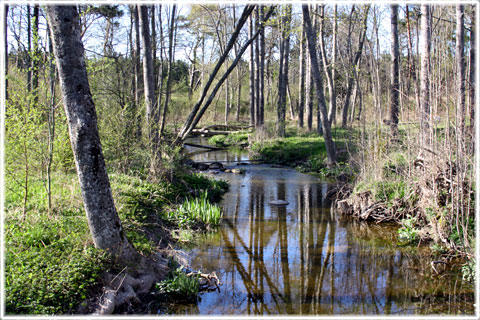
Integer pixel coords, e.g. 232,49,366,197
46,6,135,259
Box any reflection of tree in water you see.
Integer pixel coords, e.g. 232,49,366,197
201,173,472,315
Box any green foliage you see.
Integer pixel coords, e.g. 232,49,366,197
177,172,229,202
355,180,408,203
397,215,419,243
251,136,328,165
155,266,199,302
5,214,111,314
170,191,223,228
462,259,476,283
208,132,249,148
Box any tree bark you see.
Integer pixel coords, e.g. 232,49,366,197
468,6,475,144
255,6,261,127
389,4,399,135
420,4,431,146
4,5,8,101
259,5,265,126
46,5,136,259
277,5,291,137
298,26,306,128
319,5,336,128
456,5,466,142
302,5,336,165
406,5,421,116
249,14,255,126
139,5,158,156
27,4,32,93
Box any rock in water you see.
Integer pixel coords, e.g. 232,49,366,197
209,162,224,170
269,200,289,206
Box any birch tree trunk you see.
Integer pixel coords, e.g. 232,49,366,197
46,5,136,259
389,4,400,135
302,5,336,165
420,4,431,146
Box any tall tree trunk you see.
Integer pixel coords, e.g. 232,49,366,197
468,6,475,146
27,4,31,93
47,35,56,211
4,5,8,101
46,5,136,259
341,5,370,127
420,4,431,146
456,5,466,143
255,6,261,127
133,6,142,128
249,13,256,126
277,5,291,137
319,5,336,128
259,5,265,126
298,27,306,128
139,5,158,157
328,5,337,125
159,5,176,136
302,5,336,165
389,4,400,135
406,5,421,115
151,5,157,94
32,5,39,107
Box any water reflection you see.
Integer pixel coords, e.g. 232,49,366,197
169,154,473,315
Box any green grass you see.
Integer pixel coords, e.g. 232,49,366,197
5,212,113,314
170,191,223,228
208,132,249,148
154,265,199,302
5,169,229,314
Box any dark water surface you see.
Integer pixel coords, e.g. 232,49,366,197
167,143,474,315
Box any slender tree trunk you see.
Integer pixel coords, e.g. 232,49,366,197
46,5,136,259
4,5,8,101
306,50,313,131
341,5,369,127
255,6,261,127
133,5,142,138
47,36,56,211
177,5,256,142
139,4,158,158
298,27,306,128
277,5,291,137
319,5,335,128
32,5,39,107
27,4,31,93
389,4,399,135
406,5,421,115
456,5,466,143
259,5,265,125
420,4,431,146
329,5,337,125
178,6,274,141
249,14,256,126
151,5,157,94
302,5,336,165
468,6,475,146
160,5,176,136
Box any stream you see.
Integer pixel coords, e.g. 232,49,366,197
163,140,473,315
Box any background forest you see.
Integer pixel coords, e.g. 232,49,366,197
2,2,477,315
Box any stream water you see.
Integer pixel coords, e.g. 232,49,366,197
164,141,474,315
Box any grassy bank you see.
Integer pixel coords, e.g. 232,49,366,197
249,126,355,180
5,169,228,314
